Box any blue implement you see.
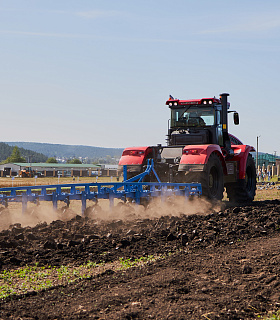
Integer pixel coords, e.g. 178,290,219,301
0,160,202,215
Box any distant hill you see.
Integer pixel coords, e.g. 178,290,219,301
0,142,48,163
5,142,123,160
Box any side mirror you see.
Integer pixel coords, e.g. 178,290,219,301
233,112,239,125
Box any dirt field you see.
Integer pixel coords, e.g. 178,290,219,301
0,189,280,319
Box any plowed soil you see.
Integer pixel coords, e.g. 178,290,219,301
1,199,280,319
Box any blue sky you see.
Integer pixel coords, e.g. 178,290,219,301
0,0,279,155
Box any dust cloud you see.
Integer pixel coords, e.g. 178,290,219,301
0,203,77,231
85,196,224,221
0,196,224,231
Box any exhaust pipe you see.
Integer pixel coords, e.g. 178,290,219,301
220,93,229,133
220,93,233,156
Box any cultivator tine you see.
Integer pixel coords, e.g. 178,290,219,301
109,193,114,208
81,191,87,216
63,196,70,208
52,192,58,211
4,197,8,208
22,193,28,214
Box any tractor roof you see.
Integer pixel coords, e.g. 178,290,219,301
166,96,230,108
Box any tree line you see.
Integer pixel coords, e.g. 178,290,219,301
0,144,82,164
5,142,123,159
0,142,47,163
0,142,116,164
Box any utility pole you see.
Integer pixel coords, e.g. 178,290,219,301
256,136,261,172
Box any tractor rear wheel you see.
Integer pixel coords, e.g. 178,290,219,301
226,154,256,204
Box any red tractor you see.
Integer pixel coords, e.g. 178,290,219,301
118,93,256,203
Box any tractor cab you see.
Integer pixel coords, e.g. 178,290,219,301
166,93,239,155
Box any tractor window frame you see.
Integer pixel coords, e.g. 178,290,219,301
170,106,216,128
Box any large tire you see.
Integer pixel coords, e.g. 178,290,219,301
184,153,224,200
226,154,256,204
202,153,224,200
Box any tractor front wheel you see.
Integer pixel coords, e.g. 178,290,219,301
202,153,224,200
184,153,224,201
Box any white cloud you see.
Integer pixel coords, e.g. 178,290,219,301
0,30,93,38
200,16,280,35
0,30,279,53
76,10,121,19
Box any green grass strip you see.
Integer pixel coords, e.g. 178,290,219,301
119,255,158,269
0,253,170,300
258,311,280,320
0,261,101,299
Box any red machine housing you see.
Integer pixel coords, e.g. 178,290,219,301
118,147,152,166
118,93,256,203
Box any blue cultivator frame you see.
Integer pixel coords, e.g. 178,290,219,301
0,160,202,215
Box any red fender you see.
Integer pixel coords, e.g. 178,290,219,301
180,144,227,174
118,147,152,166
231,145,255,179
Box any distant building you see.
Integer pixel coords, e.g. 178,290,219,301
100,164,119,177
252,152,279,167
0,163,101,177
